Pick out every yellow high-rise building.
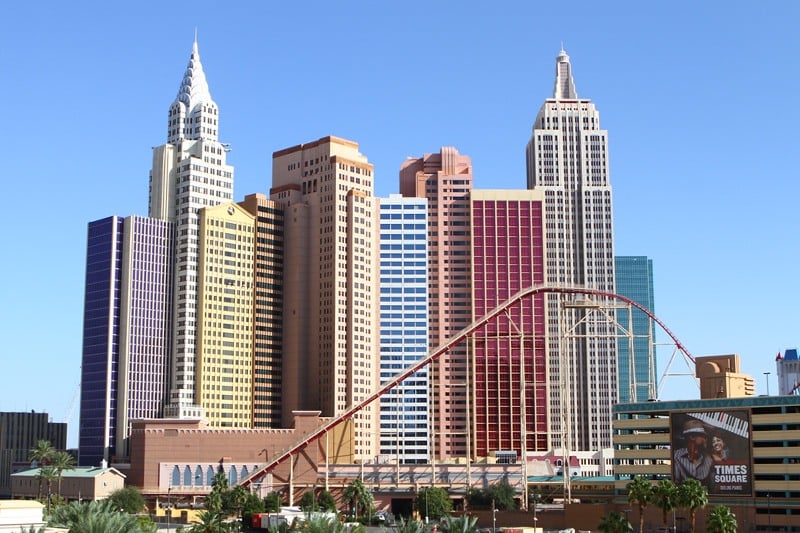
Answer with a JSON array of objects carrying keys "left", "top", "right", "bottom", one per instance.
[{"left": 196, "top": 203, "right": 255, "bottom": 428}]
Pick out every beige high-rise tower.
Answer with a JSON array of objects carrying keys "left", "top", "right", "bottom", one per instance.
[{"left": 271, "top": 136, "right": 380, "bottom": 460}]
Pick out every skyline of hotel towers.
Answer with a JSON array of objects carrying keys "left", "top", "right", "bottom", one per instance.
[{"left": 79, "top": 39, "right": 649, "bottom": 467}]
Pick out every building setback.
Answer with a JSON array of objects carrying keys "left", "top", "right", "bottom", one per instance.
[
  {"left": 378, "top": 194, "right": 429, "bottom": 463},
  {"left": 400, "top": 147, "right": 474, "bottom": 460},
  {"left": 470, "top": 189, "right": 547, "bottom": 458},
  {"left": 614, "top": 256, "right": 656, "bottom": 403},
  {"left": 271, "top": 136, "right": 380, "bottom": 460},
  {"left": 525, "top": 49, "right": 617, "bottom": 451}
]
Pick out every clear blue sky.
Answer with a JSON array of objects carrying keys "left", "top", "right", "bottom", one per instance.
[{"left": 2, "top": 2, "right": 798, "bottom": 448}]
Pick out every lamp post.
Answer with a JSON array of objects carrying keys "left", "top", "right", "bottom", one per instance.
[
  {"left": 492, "top": 499, "right": 497, "bottom": 533},
  {"left": 425, "top": 489, "right": 429, "bottom": 524},
  {"left": 532, "top": 492, "right": 540, "bottom": 531},
  {"left": 166, "top": 485, "right": 171, "bottom": 533},
  {"left": 767, "top": 492, "right": 771, "bottom": 530}
]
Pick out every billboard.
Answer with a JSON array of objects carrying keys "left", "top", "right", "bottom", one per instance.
[{"left": 670, "top": 409, "right": 752, "bottom": 496}]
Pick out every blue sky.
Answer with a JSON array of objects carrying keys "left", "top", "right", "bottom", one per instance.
[{"left": 2, "top": 2, "right": 798, "bottom": 448}]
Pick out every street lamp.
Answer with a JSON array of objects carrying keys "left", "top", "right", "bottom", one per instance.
[
  {"left": 425, "top": 489, "right": 429, "bottom": 524},
  {"left": 492, "top": 499, "right": 497, "bottom": 533},
  {"left": 166, "top": 485, "right": 171, "bottom": 533},
  {"left": 532, "top": 492, "right": 540, "bottom": 530},
  {"left": 767, "top": 492, "right": 771, "bottom": 529}
]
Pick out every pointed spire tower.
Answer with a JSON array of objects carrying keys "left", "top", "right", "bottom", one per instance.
[
  {"left": 149, "top": 38, "right": 235, "bottom": 421},
  {"left": 167, "top": 37, "right": 218, "bottom": 145},
  {"left": 525, "top": 49, "right": 617, "bottom": 453},
  {"left": 553, "top": 47, "right": 578, "bottom": 100}
]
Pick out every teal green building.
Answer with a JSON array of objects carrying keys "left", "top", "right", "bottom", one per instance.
[{"left": 614, "top": 256, "right": 655, "bottom": 403}]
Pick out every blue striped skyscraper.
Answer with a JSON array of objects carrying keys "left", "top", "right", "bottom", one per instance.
[
  {"left": 615, "top": 256, "right": 656, "bottom": 403},
  {"left": 79, "top": 216, "right": 125, "bottom": 466},
  {"left": 378, "top": 194, "right": 429, "bottom": 463},
  {"left": 79, "top": 216, "right": 173, "bottom": 466}
]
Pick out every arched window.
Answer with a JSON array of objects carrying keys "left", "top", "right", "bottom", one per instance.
[
  {"left": 228, "top": 466, "right": 238, "bottom": 485},
  {"left": 240, "top": 465, "right": 249, "bottom": 479},
  {"left": 206, "top": 466, "right": 215, "bottom": 486},
  {"left": 171, "top": 466, "right": 180, "bottom": 487},
  {"left": 183, "top": 466, "right": 192, "bottom": 486},
  {"left": 195, "top": 466, "right": 204, "bottom": 486}
]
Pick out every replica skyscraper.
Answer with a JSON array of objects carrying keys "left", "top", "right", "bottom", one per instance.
[
  {"left": 526, "top": 49, "right": 617, "bottom": 451},
  {"left": 149, "top": 39, "right": 234, "bottom": 419}
]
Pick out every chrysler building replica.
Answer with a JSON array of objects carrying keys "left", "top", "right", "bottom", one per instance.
[
  {"left": 150, "top": 39, "right": 235, "bottom": 419},
  {"left": 526, "top": 49, "right": 617, "bottom": 452}
]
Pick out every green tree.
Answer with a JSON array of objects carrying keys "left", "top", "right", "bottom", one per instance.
[
  {"left": 706, "top": 505, "right": 737, "bottom": 533},
  {"left": 48, "top": 499, "right": 156, "bottom": 532},
  {"left": 37, "top": 466, "right": 58, "bottom": 512},
  {"left": 466, "top": 480, "right": 517, "bottom": 510},
  {"left": 597, "top": 511, "right": 633, "bottom": 533},
  {"left": 225, "top": 484, "right": 249, "bottom": 517},
  {"left": 485, "top": 479, "right": 518, "bottom": 511},
  {"left": 652, "top": 479, "right": 677, "bottom": 528},
  {"left": 299, "top": 490, "right": 318, "bottom": 512},
  {"left": 676, "top": 479, "right": 708, "bottom": 533},
  {"left": 343, "top": 478, "right": 373, "bottom": 518},
  {"left": 241, "top": 491, "right": 266, "bottom": 518},
  {"left": 415, "top": 486, "right": 451, "bottom": 521},
  {"left": 109, "top": 486, "right": 146, "bottom": 514},
  {"left": 263, "top": 491, "right": 282, "bottom": 513},
  {"left": 626, "top": 476, "right": 653, "bottom": 533},
  {"left": 205, "top": 470, "right": 230, "bottom": 514},
  {"left": 29, "top": 440, "right": 55, "bottom": 466},
  {"left": 187, "top": 510, "right": 230, "bottom": 533},
  {"left": 49, "top": 450, "right": 76, "bottom": 499},
  {"left": 318, "top": 490, "right": 336, "bottom": 512},
  {"left": 29, "top": 440, "right": 55, "bottom": 499}
]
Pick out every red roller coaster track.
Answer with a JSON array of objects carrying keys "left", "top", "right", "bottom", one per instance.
[{"left": 240, "top": 284, "right": 692, "bottom": 487}]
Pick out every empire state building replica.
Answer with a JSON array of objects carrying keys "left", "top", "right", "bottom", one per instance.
[{"left": 526, "top": 49, "right": 617, "bottom": 452}]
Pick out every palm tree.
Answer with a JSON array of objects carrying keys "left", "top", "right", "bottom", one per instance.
[
  {"left": 29, "top": 440, "right": 55, "bottom": 467},
  {"left": 626, "top": 476, "right": 653, "bottom": 532},
  {"left": 597, "top": 511, "right": 633, "bottom": 533},
  {"left": 343, "top": 478, "right": 372, "bottom": 519},
  {"left": 676, "top": 479, "right": 708, "bottom": 533},
  {"left": 706, "top": 505, "right": 737, "bottom": 533},
  {"left": 652, "top": 479, "right": 677, "bottom": 529},
  {"left": 187, "top": 510, "right": 230, "bottom": 533},
  {"left": 49, "top": 450, "right": 76, "bottom": 499},
  {"left": 37, "top": 466, "right": 58, "bottom": 512}
]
